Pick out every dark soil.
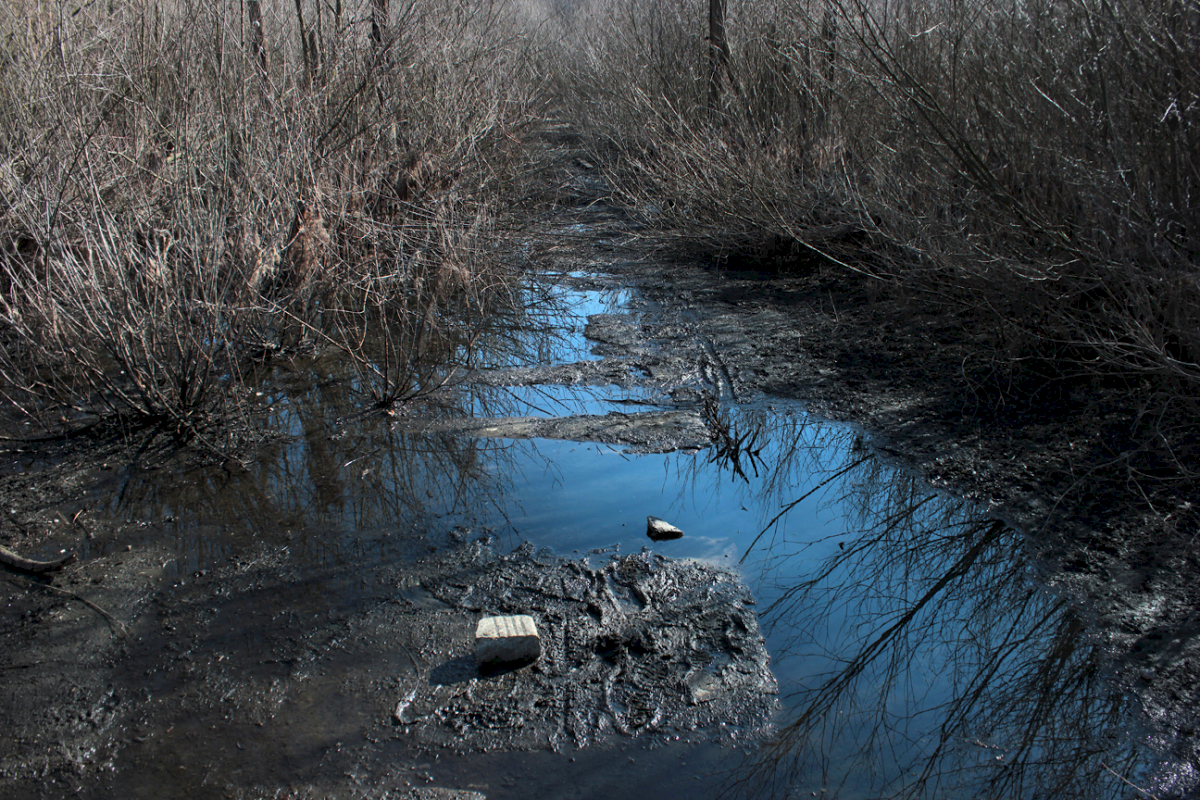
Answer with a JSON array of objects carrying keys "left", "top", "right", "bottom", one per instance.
[
  {"left": 2, "top": 161, "right": 1199, "bottom": 798},
  {"left": 400, "top": 541, "right": 775, "bottom": 752},
  {"left": 529, "top": 194, "right": 1200, "bottom": 790}
]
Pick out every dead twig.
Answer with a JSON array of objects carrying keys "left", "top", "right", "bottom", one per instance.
[{"left": 5, "top": 574, "right": 130, "bottom": 641}]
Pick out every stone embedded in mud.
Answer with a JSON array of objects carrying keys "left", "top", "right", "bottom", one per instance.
[
  {"left": 475, "top": 614, "right": 541, "bottom": 668},
  {"left": 404, "top": 789, "right": 487, "bottom": 800},
  {"left": 646, "top": 516, "right": 684, "bottom": 540},
  {"left": 685, "top": 668, "right": 721, "bottom": 704}
]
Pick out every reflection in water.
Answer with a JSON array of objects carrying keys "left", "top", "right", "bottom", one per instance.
[
  {"left": 54, "top": 277, "right": 1178, "bottom": 800},
  {"left": 711, "top": 406, "right": 1153, "bottom": 800},
  {"left": 84, "top": 276, "right": 607, "bottom": 574}
]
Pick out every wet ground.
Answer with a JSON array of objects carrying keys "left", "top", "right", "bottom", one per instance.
[{"left": 2, "top": 189, "right": 1199, "bottom": 799}]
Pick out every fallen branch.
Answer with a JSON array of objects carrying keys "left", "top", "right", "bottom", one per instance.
[
  {"left": 5, "top": 574, "right": 130, "bottom": 641},
  {"left": 0, "top": 543, "right": 77, "bottom": 574}
]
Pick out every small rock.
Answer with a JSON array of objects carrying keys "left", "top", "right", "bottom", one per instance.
[
  {"left": 475, "top": 615, "right": 541, "bottom": 668},
  {"left": 646, "top": 516, "right": 684, "bottom": 541},
  {"left": 685, "top": 668, "right": 719, "bottom": 704},
  {"left": 405, "top": 790, "right": 487, "bottom": 800}
]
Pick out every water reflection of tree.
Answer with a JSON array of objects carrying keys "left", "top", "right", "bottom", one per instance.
[
  {"left": 103, "top": 415, "right": 524, "bottom": 574},
  {"left": 97, "top": 276, "right": 586, "bottom": 572},
  {"left": 687, "top": 404, "right": 864, "bottom": 522},
  {"left": 704, "top": 408, "right": 1150, "bottom": 800}
]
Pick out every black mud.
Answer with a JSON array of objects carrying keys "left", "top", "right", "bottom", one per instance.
[
  {"left": 396, "top": 541, "right": 775, "bottom": 752},
  {"left": 2, "top": 168, "right": 1199, "bottom": 799},
  {"left": 0, "top": 503, "right": 772, "bottom": 799}
]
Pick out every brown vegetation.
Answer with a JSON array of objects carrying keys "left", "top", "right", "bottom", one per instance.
[
  {"left": 1, "top": 0, "right": 1193, "bottom": 489},
  {"left": 0, "top": 0, "right": 543, "bottom": 448},
  {"left": 552, "top": 0, "right": 1200, "bottom": 478}
]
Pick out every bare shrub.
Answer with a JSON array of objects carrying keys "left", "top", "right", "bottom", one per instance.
[
  {"left": 550, "top": 1, "right": 876, "bottom": 269},
  {"left": 554, "top": 0, "right": 1200, "bottom": 456},
  {"left": 0, "top": 0, "right": 543, "bottom": 446},
  {"left": 322, "top": 194, "right": 523, "bottom": 408}
]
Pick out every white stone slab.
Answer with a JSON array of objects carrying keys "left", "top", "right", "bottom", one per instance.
[{"left": 475, "top": 614, "right": 541, "bottom": 668}]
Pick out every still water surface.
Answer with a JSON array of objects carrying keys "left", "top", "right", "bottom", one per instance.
[{"left": 70, "top": 277, "right": 1161, "bottom": 799}]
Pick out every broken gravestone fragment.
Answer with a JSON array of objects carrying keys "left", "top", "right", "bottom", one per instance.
[
  {"left": 646, "top": 516, "right": 684, "bottom": 541},
  {"left": 475, "top": 614, "right": 541, "bottom": 668}
]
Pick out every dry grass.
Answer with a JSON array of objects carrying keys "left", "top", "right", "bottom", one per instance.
[
  {"left": 553, "top": 0, "right": 1200, "bottom": 464},
  {"left": 4, "top": 0, "right": 1196, "bottom": 464},
  {"left": 0, "top": 0, "right": 545, "bottom": 447}
]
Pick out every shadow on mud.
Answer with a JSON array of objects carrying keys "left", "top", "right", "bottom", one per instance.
[{"left": 430, "top": 656, "right": 482, "bottom": 686}]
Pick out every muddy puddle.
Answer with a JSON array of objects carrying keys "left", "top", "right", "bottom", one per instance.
[{"left": 0, "top": 271, "right": 1190, "bottom": 800}]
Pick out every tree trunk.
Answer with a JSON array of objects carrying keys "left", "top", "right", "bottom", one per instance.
[
  {"left": 707, "top": 0, "right": 731, "bottom": 108},
  {"left": 294, "top": 0, "right": 315, "bottom": 88},
  {"left": 247, "top": 0, "right": 269, "bottom": 78}
]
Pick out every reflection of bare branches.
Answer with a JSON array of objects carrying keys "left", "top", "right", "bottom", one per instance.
[
  {"left": 772, "top": 519, "right": 1003, "bottom": 700},
  {"left": 681, "top": 404, "right": 865, "bottom": 531},
  {"left": 94, "top": 271, "right": 584, "bottom": 571},
  {"left": 700, "top": 411, "right": 1149, "bottom": 800},
  {"left": 703, "top": 393, "right": 766, "bottom": 483},
  {"left": 739, "top": 453, "right": 871, "bottom": 565}
]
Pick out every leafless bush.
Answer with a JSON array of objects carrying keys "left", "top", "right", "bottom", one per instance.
[
  {"left": 556, "top": 0, "right": 1200, "bottom": 423},
  {"left": 550, "top": 1, "right": 874, "bottom": 263},
  {"left": 322, "top": 196, "right": 524, "bottom": 407},
  {"left": 0, "top": 0, "right": 542, "bottom": 446}
]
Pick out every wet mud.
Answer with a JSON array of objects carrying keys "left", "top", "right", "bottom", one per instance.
[
  {"left": 0, "top": 492, "right": 772, "bottom": 799},
  {"left": 521, "top": 199, "right": 1200, "bottom": 793},
  {"left": 396, "top": 541, "right": 775, "bottom": 752},
  {"left": 2, "top": 167, "right": 1199, "bottom": 799},
  {"left": 394, "top": 410, "right": 709, "bottom": 454}
]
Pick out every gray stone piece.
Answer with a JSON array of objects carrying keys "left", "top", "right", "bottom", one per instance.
[
  {"left": 475, "top": 614, "right": 541, "bottom": 668},
  {"left": 646, "top": 515, "right": 684, "bottom": 540},
  {"left": 685, "top": 668, "right": 720, "bottom": 704},
  {"left": 404, "top": 789, "right": 487, "bottom": 800}
]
